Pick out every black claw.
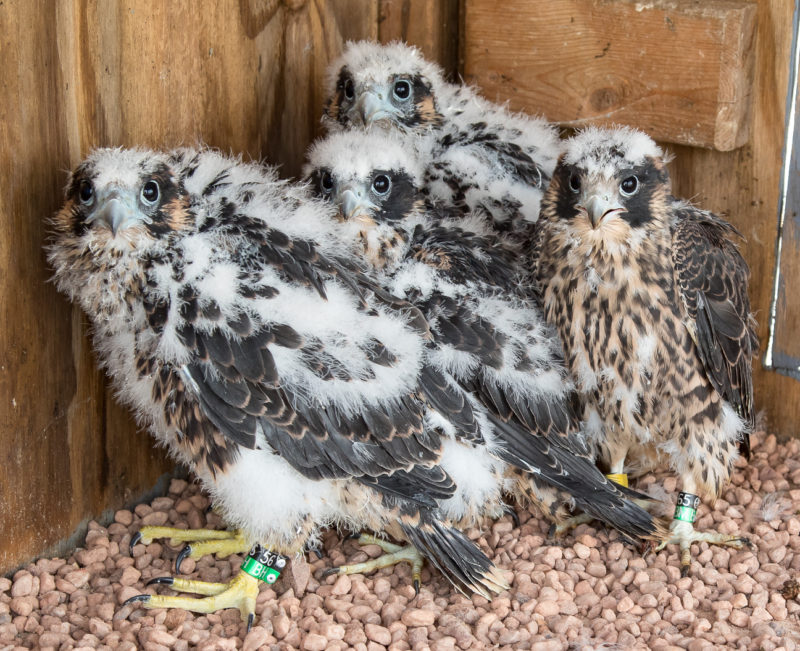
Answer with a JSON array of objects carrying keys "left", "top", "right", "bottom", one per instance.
[
  {"left": 308, "top": 546, "right": 324, "bottom": 560},
  {"left": 413, "top": 579, "right": 420, "bottom": 596},
  {"left": 247, "top": 613, "right": 255, "bottom": 633},
  {"left": 122, "top": 594, "right": 151, "bottom": 607},
  {"left": 320, "top": 567, "right": 341, "bottom": 579},
  {"left": 740, "top": 537, "right": 753, "bottom": 549},
  {"left": 509, "top": 510, "right": 520, "bottom": 529},
  {"left": 346, "top": 532, "right": 361, "bottom": 541},
  {"left": 680, "top": 564, "right": 690, "bottom": 579},
  {"left": 129, "top": 531, "right": 142, "bottom": 556},
  {"left": 146, "top": 576, "right": 175, "bottom": 587},
  {"left": 546, "top": 523, "right": 557, "bottom": 540},
  {"left": 175, "top": 545, "right": 192, "bottom": 573}
]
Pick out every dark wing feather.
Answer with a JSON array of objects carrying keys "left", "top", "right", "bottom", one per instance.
[
  {"left": 429, "top": 122, "right": 548, "bottom": 232},
  {"left": 400, "top": 517, "right": 505, "bottom": 597},
  {"left": 181, "top": 317, "right": 449, "bottom": 505},
  {"left": 671, "top": 204, "right": 757, "bottom": 455},
  {"left": 420, "top": 288, "right": 586, "bottom": 458},
  {"left": 408, "top": 218, "right": 521, "bottom": 292},
  {"left": 418, "top": 364, "right": 482, "bottom": 444},
  {"left": 424, "top": 294, "right": 505, "bottom": 368},
  {"left": 489, "top": 415, "right": 659, "bottom": 541},
  {"left": 164, "top": 206, "right": 450, "bottom": 504}
]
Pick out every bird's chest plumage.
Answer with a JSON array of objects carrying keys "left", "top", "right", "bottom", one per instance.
[{"left": 542, "top": 224, "right": 698, "bottom": 449}]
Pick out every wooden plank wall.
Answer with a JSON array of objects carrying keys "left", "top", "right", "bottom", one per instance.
[
  {"left": 462, "top": 0, "right": 758, "bottom": 151},
  {"left": 379, "top": 0, "right": 459, "bottom": 77},
  {"left": 0, "top": 0, "right": 386, "bottom": 575},
  {"left": 667, "top": 0, "right": 797, "bottom": 436}
]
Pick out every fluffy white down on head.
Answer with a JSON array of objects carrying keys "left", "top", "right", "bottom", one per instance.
[
  {"left": 563, "top": 125, "right": 664, "bottom": 177},
  {"left": 326, "top": 40, "right": 447, "bottom": 98},
  {"left": 304, "top": 130, "right": 427, "bottom": 188},
  {"left": 74, "top": 147, "right": 170, "bottom": 194},
  {"left": 173, "top": 148, "right": 356, "bottom": 260}
]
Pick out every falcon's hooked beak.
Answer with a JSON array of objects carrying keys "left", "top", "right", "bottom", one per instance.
[
  {"left": 577, "top": 184, "right": 626, "bottom": 228},
  {"left": 86, "top": 188, "right": 141, "bottom": 236},
  {"left": 337, "top": 186, "right": 375, "bottom": 223},
  {"left": 356, "top": 90, "right": 394, "bottom": 125}
]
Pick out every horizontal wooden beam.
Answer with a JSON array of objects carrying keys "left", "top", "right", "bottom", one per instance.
[{"left": 462, "top": 0, "right": 757, "bottom": 151}]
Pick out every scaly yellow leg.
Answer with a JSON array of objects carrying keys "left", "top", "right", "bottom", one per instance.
[
  {"left": 323, "top": 533, "right": 425, "bottom": 593},
  {"left": 124, "top": 571, "right": 260, "bottom": 629},
  {"left": 655, "top": 519, "right": 751, "bottom": 577},
  {"left": 130, "top": 527, "right": 250, "bottom": 572}
]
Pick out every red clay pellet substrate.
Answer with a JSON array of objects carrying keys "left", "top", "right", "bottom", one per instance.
[{"left": 2, "top": 430, "right": 800, "bottom": 650}]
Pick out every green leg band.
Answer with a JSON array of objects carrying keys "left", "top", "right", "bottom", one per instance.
[
  {"left": 240, "top": 544, "right": 287, "bottom": 584},
  {"left": 673, "top": 505, "right": 697, "bottom": 523},
  {"left": 673, "top": 491, "right": 700, "bottom": 524}
]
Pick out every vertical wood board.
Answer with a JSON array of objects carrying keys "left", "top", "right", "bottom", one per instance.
[
  {"left": 665, "top": 0, "right": 798, "bottom": 435},
  {"left": 378, "top": 0, "right": 459, "bottom": 78}
]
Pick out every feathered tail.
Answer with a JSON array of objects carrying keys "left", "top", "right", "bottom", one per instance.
[{"left": 490, "top": 415, "right": 665, "bottom": 542}]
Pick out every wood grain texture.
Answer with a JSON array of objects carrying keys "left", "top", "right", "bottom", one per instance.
[
  {"left": 462, "top": 0, "right": 757, "bottom": 151},
  {"left": 378, "top": 0, "right": 459, "bottom": 77},
  {"left": 665, "top": 0, "right": 797, "bottom": 435},
  {"left": 0, "top": 0, "right": 377, "bottom": 574},
  {"left": 0, "top": 0, "right": 123, "bottom": 576}
]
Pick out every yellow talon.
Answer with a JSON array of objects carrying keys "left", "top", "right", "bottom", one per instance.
[
  {"left": 130, "top": 527, "right": 251, "bottom": 569},
  {"left": 323, "top": 533, "right": 425, "bottom": 591},
  {"left": 657, "top": 519, "right": 752, "bottom": 577},
  {"left": 124, "top": 571, "right": 261, "bottom": 626}
]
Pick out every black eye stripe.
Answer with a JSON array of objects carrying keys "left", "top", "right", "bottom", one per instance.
[
  {"left": 335, "top": 67, "right": 355, "bottom": 104},
  {"left": 375, "top": 170, "right": 416, "bottom": 222}
]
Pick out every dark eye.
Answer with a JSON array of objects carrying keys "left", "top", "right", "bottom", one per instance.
[
  {"left": 569, "top": 173, "right": 581, "bottom": 193},
  {"left": 141, "top": 180, "right": 160, "bottom": 205},
  {"left": 372, "top": 174, "right": 391, "bottom": 196},
  {"left": 78, "top": 180, "right": 94, "bottom": 204},
  {"left": 620, "top": 175, "right": 639, "bottom": 196},
  {"left": 344, "top": 78, "right": 355, "bottom": 101},
  {"left": 320, "top": 171, "right": 334, "bottom": 194},
  {"left": 393, "top": 79, "right": 411, "bottom": 101}
]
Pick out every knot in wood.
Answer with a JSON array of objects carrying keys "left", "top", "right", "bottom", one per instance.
[{"left": 590, "top": 87, "right": 620, "bottom": 112}]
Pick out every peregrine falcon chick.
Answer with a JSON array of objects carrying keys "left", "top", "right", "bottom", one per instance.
[
  {"left": 323, "top": 40, "right": 561, "bottom": 245},
  {"left": 536, "top": 126, "right": 757, "bottom": 575},
  {"left": 303, "top": 130, "right": 663, "bottom": 550},
  {"left": 47, "top": 147, "right": 511, "bottom": 623}
]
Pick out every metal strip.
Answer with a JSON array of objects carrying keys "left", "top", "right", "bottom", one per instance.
[{"left": 764, "top": 0, "right": 800, "bottom": 378}]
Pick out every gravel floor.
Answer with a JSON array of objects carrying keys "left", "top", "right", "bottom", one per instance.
[{"left": 2, "top": 429, "right": 800, "bottom": 650}]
